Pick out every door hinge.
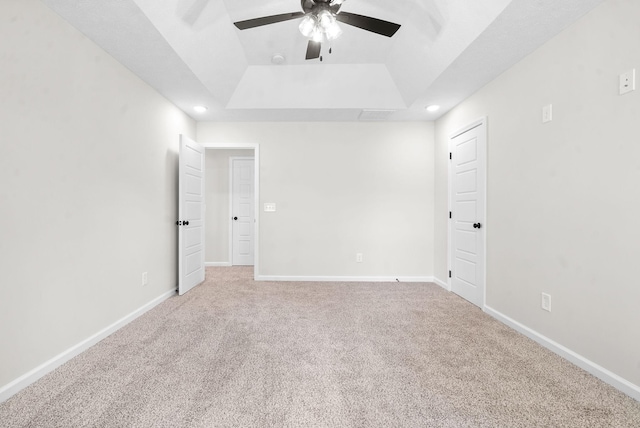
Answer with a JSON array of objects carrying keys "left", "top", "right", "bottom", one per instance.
[
  {"left": 449, "top": 211, "right": 452, "bottom": 219},
  {"left": 449, "top": 152, "right": 452, "bottom": 160},
  {"left": 449, "top": 270, "right": 452, "bottom": 278}
]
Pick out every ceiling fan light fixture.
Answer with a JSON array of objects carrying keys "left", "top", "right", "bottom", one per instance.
[
  {"left": 324, "top": 21, "right": 343, "bottom": 40},
  {"left": 317, "top": 9, "right": 335, "bottom": 31},
  {"left": 311, "top": 26, "right": 324, "bottom": 42},
  {"left": 299, "top": 14, "right": 317, "bottom": 37},
  {"left": 331, "top": 0, "right": 346, "bottom": 5},
  {"left": 301, "top": 9, "right": 341, "bottom": 42}
]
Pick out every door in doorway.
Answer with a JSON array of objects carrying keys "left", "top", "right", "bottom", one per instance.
[
  {"left": 449, "top": 119, "right": 486, "bottom": 308},
  {"left": 231, "top": 158, "right": 255, "bottom": 265},
  {"left": 178, "top": 135, "right": 205, "bottom": 295}
]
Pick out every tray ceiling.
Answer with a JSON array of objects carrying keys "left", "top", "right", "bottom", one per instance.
[{"left": 41, "top": 0, "right": 604, "bottom": 121}]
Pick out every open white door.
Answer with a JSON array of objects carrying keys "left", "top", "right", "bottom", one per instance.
[
  {"left": 178, "top": 135, "right": 205, "bottom": 295},
  {"left": 449, "top": 119, "right": 486, "bottom": 308}
]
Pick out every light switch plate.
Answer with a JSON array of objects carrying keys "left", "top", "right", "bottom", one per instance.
[
  {"left": 541, "top": 292, "right": 551, "bottom": 312},
  {"left": 264, "top": 203, "right": 276, "bottom": 212},
  {"left": 620, "top": 69, "right": 636, "bottom": 95}
]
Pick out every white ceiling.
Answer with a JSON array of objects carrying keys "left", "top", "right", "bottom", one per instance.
[{"left": 41, "top": 0, "right": 604, "bottom": 122}]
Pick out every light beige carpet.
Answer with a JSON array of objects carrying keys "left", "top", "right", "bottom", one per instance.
[{"left": 1, "top": 267, "right": 639, "bottom": 427}]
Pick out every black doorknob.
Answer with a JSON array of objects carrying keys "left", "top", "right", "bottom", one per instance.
[
  {"left": 176, "top": 220, "right": 182, "bottom": 226},
  {"left": 184, "top": 220, "right": 189, "bottom": 226},
  {"left": 473, "top": 223, "right": 482, "bottom": 229},
  {"left": 233, "top": 216, "right": 238, "bottom": 221}
]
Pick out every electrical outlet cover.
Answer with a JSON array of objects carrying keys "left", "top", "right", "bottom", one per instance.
[{"left": 620, "top": 69, "right": 636, "bottom": 95}]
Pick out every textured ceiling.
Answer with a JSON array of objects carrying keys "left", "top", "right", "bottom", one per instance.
[{"left": 40, "top": 0, "right": 604, "bottom": 121}]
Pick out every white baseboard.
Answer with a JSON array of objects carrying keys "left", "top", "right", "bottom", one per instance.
[
  {"left": 484, "top": 305, "right": 640, "bottom": 402},
  {"left": 433, "top": 277, "right": 450, "bottom": 291},
  {"left": 0, "top": 288, "right": 176, "bottom": 403},
  {"left": 205, "top": 262, "right": 232, "bottom": 267},
  {"left": 255, "top": 275, "right": 434, "bottom": 283}
]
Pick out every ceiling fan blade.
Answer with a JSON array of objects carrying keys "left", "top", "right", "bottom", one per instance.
[
  {"left": 305, "top": 40, "right": 321, "bottom": 60},
  {"left": 234, "top": 12, "right": 305, "bottom": 30},
  {"left": 335, "top": 12, "right": 400, "bottom": 37}
]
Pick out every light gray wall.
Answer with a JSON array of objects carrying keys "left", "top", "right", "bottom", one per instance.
[
  {"left": 435, "top": 0, "right": 640, "bottom": 387},
  {"left": 0, "top": 0, "right": 195, "bottom": 389},
  {"left": 198, "top": 122, "right": 435, "bottom": 278},
  {"left": 205, "top": 149, "right": 253, "bottom": 263}
]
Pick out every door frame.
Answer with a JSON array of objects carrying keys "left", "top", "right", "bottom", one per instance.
[
  {"left": 203, "top": 143, "right": 260, "bottom": 280},
  {"left": 229, "top": 156, "right": 256, "bottom": 266},
  {"left": 447, "top": 117, "right": 487, "bottom": 308}
]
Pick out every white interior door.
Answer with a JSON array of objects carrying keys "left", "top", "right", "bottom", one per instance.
[
  {"left": 178, "top": 135, "right": 205, "bottom": 295},
  {"left": 449, "top": 119, "right": 486, "bottom": 308},
  {"left": 231, "top": 158, "right": 255, "bottom": 266}
]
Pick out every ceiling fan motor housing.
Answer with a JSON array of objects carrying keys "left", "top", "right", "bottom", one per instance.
[{"left": 302, "top": 0, "right": 342, "bottom": 15}]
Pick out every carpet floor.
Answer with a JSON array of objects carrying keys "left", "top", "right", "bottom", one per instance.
[{"left": 1, "top": 267, "right": 639, "bottom": 427}]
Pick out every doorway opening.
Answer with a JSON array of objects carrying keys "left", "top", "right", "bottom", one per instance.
[{"left": 203, "top": 144, "right": 259, "bottom": 278}]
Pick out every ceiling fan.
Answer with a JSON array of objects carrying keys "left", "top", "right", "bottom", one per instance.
[{"left": 233, "top": 0, "right": 401, "bottom": 61}]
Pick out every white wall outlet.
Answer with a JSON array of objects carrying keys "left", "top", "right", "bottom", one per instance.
[
  {"left": 541, "top": 292, "right": 551, "bottom": 312},
  {"left": 620, "top": 69, "right": 636, "bottom": 95},
  {"left": 142, "top": 272, "right": 148, "bottom": 286},
  {"left": 356, "top": 253, "right": 363, "bottom": 263},
  {"left": 264, "top": 203, "right": 276, "bottom": 212},
  {"left": 542, "top": 104, "right": 553, "bottom": 123}
]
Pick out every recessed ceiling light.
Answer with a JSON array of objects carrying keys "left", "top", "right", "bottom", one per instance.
[
  {"left": 193, "top": 106, "right": 208, "bottom": 113},
  {"left": 426, "top": 105, "right": 440, "bottom": 112}
]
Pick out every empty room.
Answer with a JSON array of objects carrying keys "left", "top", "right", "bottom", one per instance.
[{"left": 1, "top": 0, "right": 639, "bottom": 426}]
